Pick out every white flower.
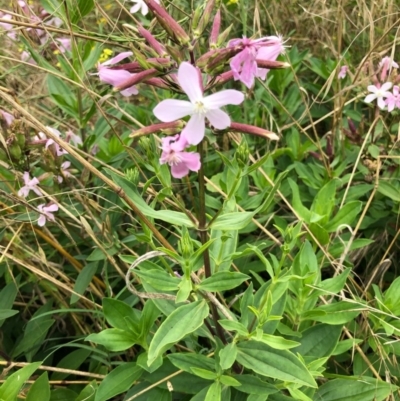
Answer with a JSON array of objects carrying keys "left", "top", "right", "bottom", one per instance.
[
  {"left": 364, "top": 82, "right": 393, "bottom": 109},
  {"left": 129, "top": 0, "right": 159, "bottom": 16}
]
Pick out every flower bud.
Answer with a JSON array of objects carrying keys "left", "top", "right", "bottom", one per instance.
[
  {"left": 8, "top": 141, "right": 22, "bottom": 160},
  {"left": 114, "top": 68, "right": 159, "bottom": 92},
  {"left": 130, "top": 121, "right": 184, "bottom": 138},
  {"left": 138, "top": 25, "right": 167, "bottom": 57},
  {"left": 235, "top": 138, "right": 249, "bottom": 166},
  {"left": 255, "top": 60, "right": 290, "bottom": 70},
  {"left": 178, "top": 227, "right": 194, "bottom": 260},
  {"left": 209, "top": 9, "right": 221, "bottom": 48},
  {"left": 126, "top": 168, "right": 140, "bottom": 185},
  {"left": 144, "top": 0, "right": 190, "bottom": 45},
  {"left": 196, "top": 0, "right": 217, "bottom": 38},
  {"left": 229, "top": 122, "right": 279, "bottom": 140},
  {"left": 165, "top": 45, "right": 184, "bottom": 64},
  {"left": 217, "top": 23, "right": 233, "bottom": 47}
]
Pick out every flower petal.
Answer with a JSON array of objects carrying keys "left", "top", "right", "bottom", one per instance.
[
  {"left": 179, "top": 152, "right": 201, "bottom": 171},
  {"left": 206, "top": 109, "right": 231, "bottom": 130},
  {"left": 140, "top": 2, "right": 149, "bottom": 15},
  {"left": 101, "top": 51, "right": 133, "bottom": 66},
  {"left": 99, "top": 69, "right": 132, "bottom": 87},
  {"left": 130, "top": 3, "right": 141, "bottom": 14},
  {"left": 367, "top": 85, "right": 378, "bottom": 93},
  {"left": 204, "top": 90, "right": 244, "bottom": 108},
  {"left": 181, "top": 114, "right": 206, "bottom": 145},
  {"left": 153, "top": 99, "right": 193, "bottom": 122},
  {"left": 45, "top": 204, "right": 59, "bottom": 212},
  {"left": 38, "top": 215, "right": 46, "bottom": 227},
  {"left": 381, "top": 82, "right": 393, "bottom": 91},
  {"left": 171, "top": 163, "right": 189, "bottom": 179},
  {"left": 364, "top": 94, "right": 377, "bottom": 103},
  {"left": 121, "top": 86, "right": 139, "bottom": 96},
  {"left": 177, "top": 62, "right": 203, "bottom": 103}
]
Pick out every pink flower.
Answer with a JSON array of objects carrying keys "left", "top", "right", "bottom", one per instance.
[
  {"left": 385, "top": 85, "right": 400, "bottom": 112},
  {"left": 0, "top": 109, "right": 14, "bottom": 126},
  {"left": 57, "top": 161, "right": 72, "bottom": 183},
  {"left": 153, "top": 62, "right": 244, "bottom": 145},
  {"left": 43, "top": 127, "right": 68, "bottom": 157},
  {"left": 338, "top": 65, "right": 348, "bottom": 79},
  {"left": 160, "top": 135, "right": 201, "bottom": 178},
  {"left": 255, "top": 35, "right": 286, "bottom": 81},
  {"left": 21, "top": 50, "right": 37, "bottom": 65},
  {"left": 0, "top": 13, "right": 17, "bottom": 40},
  {"left": 379, "top": 56, "right": 399, "bottom": 70},
  {"left": 18, "top": 172, "right": 42, "bottom": 198},
  {"left": 364, "top": 82, "right": 393, "bottom": 109},
  {"left": 55, "top": 37, "right": 72, "bottom": 53},
  {"left": 228, "top": 35, "right": 285, "bottom": 87},
  {"left": 129, "top": 0, "right": 159, "bottom": 15},
  {"left": 37, "top": 203, "right": 58, "bottom": 226},
  {"left": 66, "top": 130, "right": 82, "bottom": 146},
  {"left": 97, "top": 52, "right": 138, "bottom": 96}
]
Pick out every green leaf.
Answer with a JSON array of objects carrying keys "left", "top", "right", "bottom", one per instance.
[
  {"left": 148, "top": 301, "right": 209, "bottom": 364},
  {"left": 314, "top": 376, "right": 396, "bottom": 401},
  {"left": 95, "top": 363, "right": 143, "bottom": 401},
  {"left": 232, "top": 374, "right": 278, "bottom": 395},
  {"left": 377, "top": 181, "right": 400, "bottom": 202},
  {"left": 311, "top": 179, "right": 337, "bottom": 225},
  {"left": 47, "top": 75, "right": 79, "bottom": 119},
  {"left": 219, "top": 342, "right": 238, "bottom": 370},
  {"left": 52, "top": 349, "right": 91, "bottom": 380},
  {"left": 198, "top": 272, "right": 250, "bottom": 292},
  {"left": 210, "top": 212, "right": 254, "bottom": 230},
  {"left": 311, "top": 268, "right": 351, "bottom": 297},
  {"left": 205, "top": 382, "right": 221, "bottom": 401},
  {"left": 86, "top": 328, "right": 137, "bottom": 352},
  {"left": 70, "top": 263, "right": 98, "bottom": 304},
  {"left": 293, "top": 324, "right": 342, "bottom": 359},
  {"left": 191, "top": 368, "right": 218, "bottom": 380},
  {"left": 176, "top": 277, "right": 193, "bottom": 303},
  {"left": 76, "top": 381, "right": 98, "bottom": 401},
  {"left": 220, "top": 375, "right": 241, "bottom": 386},
  {"left": 324, "top": 201, "right": 363, "bottom": 232},
  {"left": 12, "top": 319, "right": 55, "bottom": 359},
  {"left": 70, "top": 0, "right": 94, "bottom": 23},
  {"left": 0, "top": 281, "right": 18, "bottom": 327},
  {"left": 287, "top": 179, "right": 312, "bottom": 222},
  {"left": 257, "top": 334, "right": 300, "bottom": 350},
  {"left": 0, "top": 362, "right": 42, "bottom": 401},
  {"left": 218, "top": 320, "right": 248, "bottom": 336},
  {"left": 0, "top": 309, "right": 18, "bottom": 320},
  {"left": 167, "top": 353, "right": 215, "bottom": 373},
  {"left": 236, "top": 340, "right": 317, "bottom": 387},
  {"left": 302, "top": 301, "right": 363, "bottom": 324},
  {"left": 103, "top": 298, "right": 140, "bottom": 333},
  {"left": 26, "top": 372, "right": 50, "bottom": 401},
  {"left": 134, "top": 269, "right": 180, "bottom": 292},
  {"left": 105, "top": 169, "right": 195, "bottom": 227}
]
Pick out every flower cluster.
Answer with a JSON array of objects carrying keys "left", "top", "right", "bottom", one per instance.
[
  {"left": 94, "top": 0, "right": 284, "bottom": 178},
  {"left": 364, "top": 56, "right": 400, "bottom": 111},
  {"left": 0, "top": 1, "right": 71, "bottom": 63}
]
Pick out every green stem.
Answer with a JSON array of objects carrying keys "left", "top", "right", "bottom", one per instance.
[{"left": 197, "top": 141, "right": 226, "bottom": 344}]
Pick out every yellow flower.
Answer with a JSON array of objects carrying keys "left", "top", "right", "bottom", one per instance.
[
  {"left": 98, "top": 48, "right": 113, "bottom": 63},
  {"left": 227, "top": 0, "right": 239, "bottom": 4}
]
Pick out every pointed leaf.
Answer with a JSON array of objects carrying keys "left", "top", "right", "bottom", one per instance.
[
  {"left": 236, "top": 340, "right": 317, "bottom": 387},
  {"left": 148, "top": 301, "right": 209, "bottom": 364}
]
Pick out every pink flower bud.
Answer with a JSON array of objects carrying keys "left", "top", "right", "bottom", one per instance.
[
  {"left": 138, "top": 25, "right": 166, "bottom": 56},
  {"left": 209, "top": 9, "right": 221, "bottom": 48},
  {"left": 144, "top": 0, "right": 190, "bottom": 45},
  {"left": 229, "top": 122, "right": 279, "bottom": 140}
]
